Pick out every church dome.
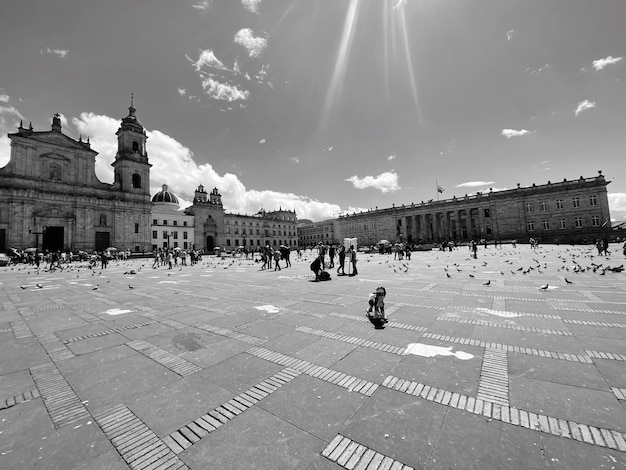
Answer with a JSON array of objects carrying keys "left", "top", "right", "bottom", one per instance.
[{"left": 152, "top": 184, "right": 179, "bottom": 206}]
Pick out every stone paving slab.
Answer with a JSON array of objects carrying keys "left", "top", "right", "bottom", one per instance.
[{"left": 1, "top": 246, "right": 626, "bottom": 468}]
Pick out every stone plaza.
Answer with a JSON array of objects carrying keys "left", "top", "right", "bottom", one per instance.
[{"left": 1, "top": 244, "right": 625, "bottom": 469}]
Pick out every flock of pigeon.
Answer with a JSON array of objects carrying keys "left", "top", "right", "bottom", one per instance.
[{"left": 7, "top": 245, "right": 624, "bottom": 293}]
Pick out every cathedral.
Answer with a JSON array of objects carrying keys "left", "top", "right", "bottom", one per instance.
[
  {"left": 0, "top": 103, "right": 299, "bottom": 254},
  {"left": 0, "top": 104, "right": 153, "bottom": 253}
]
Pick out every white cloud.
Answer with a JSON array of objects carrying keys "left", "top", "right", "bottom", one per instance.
[
  {"left": 575, "top": 99, "right": 595, "bottom": 116},
  {"left": 201, "top": 77, "right": 249, "bottom": 102},
  {"left": 506, "top": 29, "right": 515, "bottom": 41},
  {"left": 592, "top": 56, "right": 623, "bottom": 71},
  {"left": 387, "top": 154, "right": 396, "bottom": 161},
  {"left": 344, "top": 171, "right": 401, "bottom": 193},
  {"left": 187, "top": 49, "right": 229, "bottom": 72},
  {"left": 456, "top": 181, "right": 496, "bottom": 188},
  {"left": 40, "top": 47, "right": 68, "bottom": 58},
  {"left": 234, "top": 29, "right": 267, "bottom": 58},
  {"left": 0, "top": 104, "right": 25, "bottom": 167},
  {"left": 192, "top": 0, "right": 212, "bottom": 11},
  {"left": 0, "top": 93, "right": 9, "bottom": 103},
  {"left": 290, "top": 157, "right": 300, "bottom": 164},
  {"left": 501, "top": 128, "right": 530, "bottom": 138},
  {"left": 177, "top": 88, "right": 186, "bottom": 96},
  {"left": 608, "top": 193, "right": 626, "bottom": 212},
  {"left": 69, "top": 112, "right": 339, "bottom": 221},
  {"left": 242, "top": 0, "right": 262, "bottom": 13}
]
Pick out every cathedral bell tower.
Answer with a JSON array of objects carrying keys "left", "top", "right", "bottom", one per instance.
[{"left": 111, "top": 96, "right": 151, "bottom": 196}]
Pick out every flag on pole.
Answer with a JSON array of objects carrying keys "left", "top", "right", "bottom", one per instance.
[
  {"left": 601, "top": 219, "right": 608, "bottom": 227},
  {"left": 437, "top": 183, "right": 445, "bottom": 193}
]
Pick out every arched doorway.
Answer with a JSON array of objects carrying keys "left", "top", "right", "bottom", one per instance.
[
  {"left": 43, "top": 226, "right": 64, "bottom": 252},
  {"left": 206, "top": 236, "right": 215, "bottom": 251}
]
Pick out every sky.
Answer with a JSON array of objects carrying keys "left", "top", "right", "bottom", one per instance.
[{"left": 1, "top": 0, "right": 625, "bottom": 222}]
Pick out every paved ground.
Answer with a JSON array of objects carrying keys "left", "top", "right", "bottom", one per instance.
[{"left": 1, "top": 244, "right": 626, "bottom": 469}]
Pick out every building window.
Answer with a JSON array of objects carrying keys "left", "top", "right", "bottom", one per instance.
[
  {"left": 574, "top": 217, "right": 583, "bottom": 228},
  {"left": 183, "top": 231, "right": 188, "bottom": 240},
  {"left": 589, "top": 195, "right": 598, "bottom": 206},
  {"left": 540, "top": 202, "right": 548, "bottom": 212},
  {"left": 573, "top": 197, "right": 580, "bottom": 208},
  {"left": 486, "top": 226, "right": 492, "bottom": 234},
  {"left": 234, "top": 228, "right": 239, "bottom": 235},
  {"left": 525, "top": 203, "right": 533, "bottom": 213},
  {"left": 174, "top": 242, "right": 178, "bottom": 248},
  {"left": 526, "top": 221, "right": 535, "bottom": 231},
  {"left": 163, "top": 220, "right": 168, "bottom": 225},
  {"left": 183, "top": 221, "right": 187, "bottom": 226},
  {"left": 226, "top": 239, "right": 231, "bottom": 246},
  {"left": 173, "top": 221, "right": 178, "bottom": 226},
  {"left": 132, "top": 141, "right": 139, "bottom": 152},
  {"left": 173, "top": 232, "right": 178, "bottom": 240},
  {"left": 162, "top": 231, "right": 168, "bottom": 238},
  {"left": 559, "top": 218, "right": 566, "bottom": 229},
  {"left": 556, "top": 199, "right": 563, "bottom": 210},
  {"left": 152, "top": 219, "right": 158, "bottom": 225},
  {"left": 99, "top": 214, "right": 107, "bottom": 226},
  {"left": 542, "top": 220, "right": 550, "bottom": 230},
  {"left": 131, "top": 173, "right": 142, "bottom": 188},
  {"left": 135, "top": 223, "right": 139, "bottom": 234},
  {"left": 184, "top": 242, "right": 188, "bottom": 249},
  {"left": 591, "top": 216, "right": 600, "bottom": 227},
  {"left": 484, "top": 208, "right": 490, "bottom": 218},
  {"left": 49, "top": 162, "right": 62, "bottom": 181},
  {"left": 152, "top": 231, "right": 157, "bottom": 239}
]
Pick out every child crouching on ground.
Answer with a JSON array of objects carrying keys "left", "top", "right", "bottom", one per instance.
[{"left": 367, "top": 287, "right": 387, "bottom": 323}]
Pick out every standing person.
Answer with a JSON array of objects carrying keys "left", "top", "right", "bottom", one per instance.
[
  {"left": 318, "top": 242, "right": 326, "bottom": 269},
  {"left": 280, "top": 245, "right": 291, "bottom": 268},
  {"left": 348, "top": 245, "right": 358, "bottom": 276},
  {"left": 167, "top": 250, "right": 173, "bottom": 269},
  {"left": 101, "top": 251, "right": 108, "bottom": 269},
  {"left": 265, "top": 245, "right": 272, "bottom": 269},
  {"left": 471, "top": 240, "right": 478, "bottom": 259},
  {"left": 337, "top": 244, "right": 346, "bottom": 275},
  {"left": 328, "top": 245, "right": 335, "bottom": 268}
]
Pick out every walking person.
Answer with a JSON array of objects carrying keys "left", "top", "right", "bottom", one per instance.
[
  {"left": 273, "top": 249, "right": 282, "bottom": 271},
  {"left": 328, "top": 245, "right": 335, "bottom": 268}
]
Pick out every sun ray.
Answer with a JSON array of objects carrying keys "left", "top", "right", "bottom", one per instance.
[
  {"left": 319, "top": 0, "right": 361, "bottom": 131},
  {"left": 396, "top": 4, "right": 424, "bottom": 124}
]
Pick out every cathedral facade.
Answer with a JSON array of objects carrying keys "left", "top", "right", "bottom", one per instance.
[{"left": 0, "top": 105, "right": 153, "bottom": 253}]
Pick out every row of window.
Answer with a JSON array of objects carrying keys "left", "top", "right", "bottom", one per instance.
[
  {"left": 526, "top": 196, "right": 598, "bottom": 213},
  {"left": 225, "top": 228, "right": 294, "bottom": 236},
  {"left": 226, "top": 220, "right": 295, "bottom": 227},
  {"left": 153, "top": 219, "right": 188, "bottom": 226},
  {"left": 152, "top": 231, "right": 189, "bottom": 239},
  {"left": 526, "top": 216, "right": 603, "bottom": 231}
]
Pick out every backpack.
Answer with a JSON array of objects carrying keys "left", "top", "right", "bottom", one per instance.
[{"left": 319, "top": 271, "right": 331, "bottom": 281}]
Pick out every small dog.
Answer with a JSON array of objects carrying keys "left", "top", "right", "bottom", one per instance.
[{"left": 366, "top": 286, "right": 387, "bottom": 328}]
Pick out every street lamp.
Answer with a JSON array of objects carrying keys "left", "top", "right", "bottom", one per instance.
[{"left": 28, "top": 226, "right": 47, "bottom": 250}]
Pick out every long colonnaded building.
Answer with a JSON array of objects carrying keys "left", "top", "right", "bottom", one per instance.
[{"left": 299, "top": 173, "right": 612, "bottom": 246}]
